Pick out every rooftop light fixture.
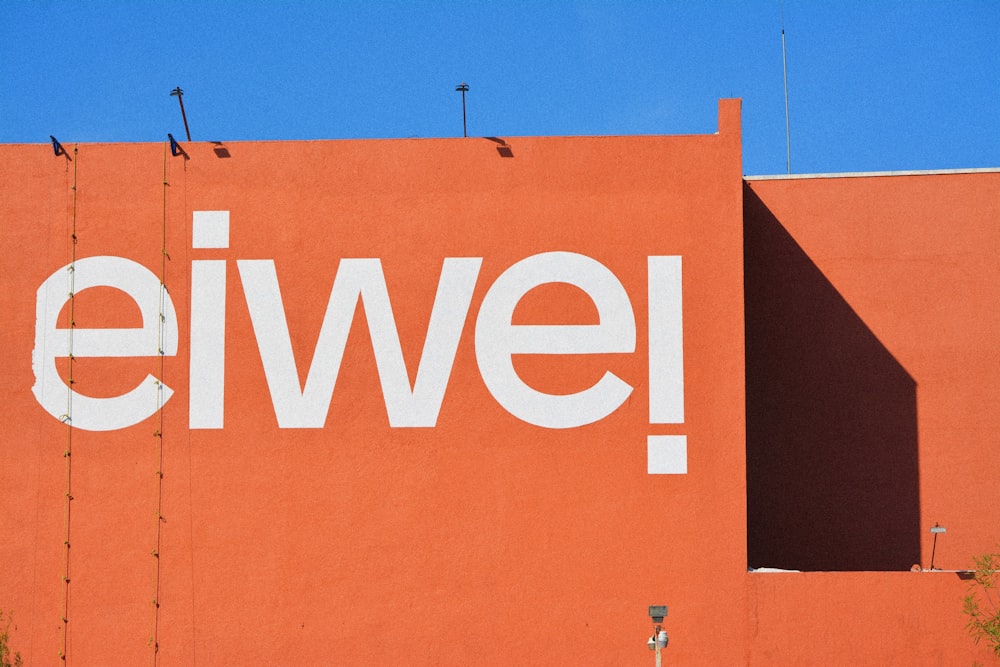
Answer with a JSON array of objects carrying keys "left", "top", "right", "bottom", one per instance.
[
  {"left": 455, "top": 82, "right": 469, "bottom": 137},
  {"left": 170, "top": 87, "right": 192, "bottom": 142}
]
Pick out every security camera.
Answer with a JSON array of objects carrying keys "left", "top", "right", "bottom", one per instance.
[
  {"left": 657, "top": 630, "right": 669, "bottom": 649},
  {"left": 647, "top": 635, "right": 656, "bottom": 650}
]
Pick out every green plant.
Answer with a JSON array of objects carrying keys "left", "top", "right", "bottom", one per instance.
[
  {"left": 0, "top": 610, "right": 22, "bottom": 667},
  {"left": 964, "top": 552, "right": 1000, "bottom": 660}
]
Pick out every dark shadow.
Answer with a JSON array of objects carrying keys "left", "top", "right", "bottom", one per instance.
[
  {"left": 50, "top": 135, "right": 72, "bottom": 161},
  {"left": 168, "top": 134, "right": 189, "bottom": 161},
  {"left": 744, "top": 183, "right": 921, "bottom": 571},
  {"left": 484, "top": 137, "right": 514, "bottom": 158},
  {"left": 211, "top": 141, "right": 231, "bottom": 158}
]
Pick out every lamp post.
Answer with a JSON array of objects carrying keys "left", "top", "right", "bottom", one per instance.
[
  {"left": 929, "top": 523, "right": 946, "bottom": 570},
  {"left": 170, "top": 87, "right": 191, "bottom": 142},
  {"left": 647, "top": 605, "right": 669, "bottom": 666},
  {"left": 455, "top": 82, "right": 469, "bottom": 137}
]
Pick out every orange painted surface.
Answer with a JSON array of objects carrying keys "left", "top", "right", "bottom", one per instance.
[
  {"left": 1, "top": 102, "right": 748, "bottom": 665},
  {"left": 747, "top": 173, "right": 1000, "bottom": 570},
  {"left": 746, "top": 172, "right": 1000, "bottom": 665},
  {"left": 2, "top": 101, "right": 995, "bottom": 665},
  {"left": 747, "top": 571, "right": 992, "bottom": 666}
]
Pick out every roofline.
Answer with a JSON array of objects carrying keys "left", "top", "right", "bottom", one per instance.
[{"left": 746, "top": 167, "right": 1000, "bottom": 181}]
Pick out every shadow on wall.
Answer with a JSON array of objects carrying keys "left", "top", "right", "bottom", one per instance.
[{"left": 743, "top": 183, "right": 921, "bottom": 572}]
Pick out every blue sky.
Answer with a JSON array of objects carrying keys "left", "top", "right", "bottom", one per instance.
[{"left": 2, "top": 1, "right": 998, "bottom": 175}]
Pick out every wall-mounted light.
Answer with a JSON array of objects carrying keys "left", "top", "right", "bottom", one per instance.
[
  {"left": 646, "top": 605, "right": 669, "bottom": 666},
  {"left": 929, "top": 523, "right": 946, "bottom": 570}
]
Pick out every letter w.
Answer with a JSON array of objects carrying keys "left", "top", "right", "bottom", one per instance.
[{"left": 238, "top": 258, "right": 482, "bottom": 428}]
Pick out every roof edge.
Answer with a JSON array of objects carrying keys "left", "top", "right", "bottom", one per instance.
[{"left": 746, "top": 167, "right": 1000, "bottom": 181}]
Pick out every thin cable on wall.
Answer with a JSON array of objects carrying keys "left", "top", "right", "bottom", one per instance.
[
  {"left": 59, "top": 145, "right": 79, "bottom": 663},
  {"left": 148, "top": 144, "right": 171, "bottom": 665}
]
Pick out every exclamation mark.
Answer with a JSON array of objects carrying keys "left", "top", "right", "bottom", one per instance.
[{"left": 647, "top": 256, "right": 686, "bottom": 474}]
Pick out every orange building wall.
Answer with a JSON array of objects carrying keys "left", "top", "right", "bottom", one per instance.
[
  {"left": 745, "top": 172, "right": 1000, "bottom": 665},
  {"left": 747, "top": 571, "right": 987, "bottom": 665},
  {"left": 747, "top": 172, "right": 1000, "bottom": 571},
  {"left": 2, "top": 101, "right": 996, "bottom": 665},
  {"left": 1, "top": 103, "right": 750, "bottom": 665}
]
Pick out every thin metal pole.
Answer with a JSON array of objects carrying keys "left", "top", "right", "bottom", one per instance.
[
  {"left": 456, "top": 83, "right": 469, "bottom": 137},
  {"left": 930, "top": 532, "right": 939, "bottom": 570},
  {"left": 170, "top": 87, "right": 191, "bottom": 142},
  {"left": 781, "top": 5, "right": 791, "bottom": 174}
]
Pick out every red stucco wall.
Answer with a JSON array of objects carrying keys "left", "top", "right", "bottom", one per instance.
[
  {"left": 1, "top": 101, "right": 995, "bottom": 665},
  {"left": 1, "top": 103, "right": 751, "bottom": 665},
  {"left": 747, "top": 172, "right": 1000, "bottom": 571},
  {"left": 746, "top": 172, "right": 1000, "bottom": 665}
]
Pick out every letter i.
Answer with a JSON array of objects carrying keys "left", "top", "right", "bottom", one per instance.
[{"left": 190, "top": 211, "right": 229, "bottom": 429}]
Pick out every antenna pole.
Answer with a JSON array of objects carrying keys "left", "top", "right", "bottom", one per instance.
[
  {"left": 170, "top": 87, "right": 192, "bottom": 142},
  {"left": 781, "top": 4, "right": 791, "bottom": 174}
]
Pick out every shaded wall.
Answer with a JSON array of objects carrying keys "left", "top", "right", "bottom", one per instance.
[
  {"left": 743, "top": 184, "right": 921, "bottom": 571},
  {"left": 745, "top": 172, "right": 1000, "bottom": 575}
]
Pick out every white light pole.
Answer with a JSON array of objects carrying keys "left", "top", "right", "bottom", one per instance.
[{"left": 647, "top": 605, "right": 669, "bottom": 666}]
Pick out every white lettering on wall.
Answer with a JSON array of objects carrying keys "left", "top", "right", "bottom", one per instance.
[
  {"left": 32, "top": 256, "right": 178, "bottom": 431},
  {"left": 475, "top": 251, "right": 636, "bottom": 429},
  {"left": 238, "top": 257, "right": 482, "bottom": 428},
  {"left": 647, "top": 435, "right": 688, "bottom": 474},
  {"left": 648, "top": 256, "right": 684, "bottom": 424},
  {"left": 30, "top": 210, "right": 686, "bottom": 477},
  {"left": 189, "top": 210, "right": 230, "bottom": 428}
]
